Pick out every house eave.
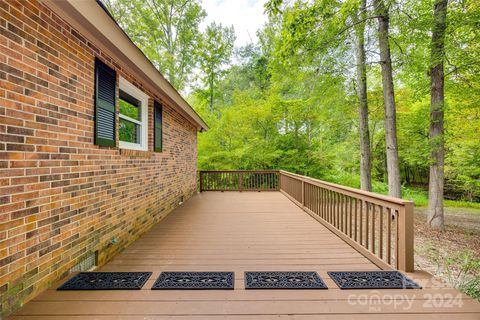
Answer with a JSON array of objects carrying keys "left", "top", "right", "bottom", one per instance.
[{"left": 41, "top": 0, "right": 209, "bottom": 132}]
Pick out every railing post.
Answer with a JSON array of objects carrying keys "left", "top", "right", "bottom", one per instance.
[
  {"left": 397, "top": 202, "right": 414, "bottom": 272},
  {"left": 239, "top": 172, "right": 243, "bottom": 192},
  {"left": 199, "top": 171, "right": 203, "bottom": 192}
]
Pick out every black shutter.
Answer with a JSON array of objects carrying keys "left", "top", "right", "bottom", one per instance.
[
  {"left": 154, "top": 101, "right": 163, "bottom": 152},
  {"left": 94, "top": 58, "right": 116, "bottom": 147}
]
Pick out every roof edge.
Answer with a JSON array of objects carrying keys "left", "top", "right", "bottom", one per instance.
[{"left": 42, "top": 0, "right": 208, "bottom": 132}]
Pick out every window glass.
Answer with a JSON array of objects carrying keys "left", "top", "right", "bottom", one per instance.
[
  {"left": 119, "top": 118, "right": 140, "bottom": 143},
  {"left": 119, "top": 91, "right": 140, "bottom": 120}
]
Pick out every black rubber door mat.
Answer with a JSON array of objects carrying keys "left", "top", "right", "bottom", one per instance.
[
  {"left": 152, "top": 272, "right": 234, "bottom": 290},
  {"left": 245, "top": 272, "right": 328, "bottom": 289},
  {"left": 57, "top": 272, "right": 152, "bottom": 290},
  {"left": 328, "top": 271, "right": 422, "bottom": 289}
]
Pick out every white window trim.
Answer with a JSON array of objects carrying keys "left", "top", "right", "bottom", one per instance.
[{"left": 119, "top": 77, "right": 149, "bottom": 151}]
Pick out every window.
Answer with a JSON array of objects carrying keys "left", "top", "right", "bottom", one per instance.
[{"left": 119, "top": 77, "right": 148, "bottom": 151}]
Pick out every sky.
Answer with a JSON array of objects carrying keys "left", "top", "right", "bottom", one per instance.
[{"left": 201, "top": 0, "right": 268, "bottom": 47}]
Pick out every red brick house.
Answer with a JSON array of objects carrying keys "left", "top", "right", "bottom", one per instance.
[{"left": 0, "top": 0, "right": 208, "bottom": 315}]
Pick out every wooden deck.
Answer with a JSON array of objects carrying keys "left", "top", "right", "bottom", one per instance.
[{"left": 10, "top": 192, "right": 480, "bottom": 319}]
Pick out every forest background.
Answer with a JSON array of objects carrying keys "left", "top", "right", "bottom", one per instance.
[{"left": 105, "top": 0, "right": 479, "bottom": 298}]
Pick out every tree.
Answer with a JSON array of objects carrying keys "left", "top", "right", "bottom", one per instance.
[
  {"left": 373, "top": 0, "right": 402, "bottom": 198},
  {"left": 354, "top": 0, "right": 372, "bottom": 191},
  {"left": 427, "top": 0, "right": 448, "bottom": 230},
  {"left": 265, "top": 0, "right": 377, "bottom": 189},
  {"left": 198, "top": 22, "right": 235, "bottom": 112},
  {"left": 108, "top": 0, "right": 480, "bottom": 203},
  {"left": 105, "top": 0, "right": 206, "bottom": 91}
]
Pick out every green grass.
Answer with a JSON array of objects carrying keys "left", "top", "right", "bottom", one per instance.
[
  {"left": 321, "top": 171, "right": 480, "bottom": 209},
  {"left": 444, "top": 201, "right": 480, "bottom": 210}
]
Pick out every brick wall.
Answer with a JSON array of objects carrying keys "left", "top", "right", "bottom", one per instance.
[{"left": 0, "top": 0, "right": 198, "bottom": 316}]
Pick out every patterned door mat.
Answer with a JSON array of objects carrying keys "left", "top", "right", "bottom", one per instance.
[
  {"left": 57, "top": 272, "right": 152, "bottom": 290},
  {"left": 245, "top": 272, "right": 328, "bottom": 289},
  {"left": 152, "top": 272, "right": 234, "bottom": 290},
  {"left": 328, "top": 271, "right": 422, "bottom": 289}
]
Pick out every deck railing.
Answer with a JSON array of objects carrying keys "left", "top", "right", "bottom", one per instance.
[
  {"left": 199, "top": 170, "right": 414, "bottom": 272},
  {"left": 199, "top": 170, "right": 280, "bottom": 191},
  {"left": 279, "top": 170, "right": 414, "bottom": 272}
]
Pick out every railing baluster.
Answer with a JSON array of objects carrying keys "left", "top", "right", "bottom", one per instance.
[
  {"left": 371, "top": 203, "right": 376, "bottom": 254},
  {"left": 333, "top": 192, "right": 336, "bottom": 227},
  {"left": 387, "top": 207, "right": 392, "bottom": 264},
  {"left": 359, "top": 199, "right": 363, "bottom": 246},
  {"left": 323, "top": 189, "right": 326, "bottom": 220},
  {"left": 310, "top": 184, "right": 313, "bottom": 210},
  {"left": 310, "top": 185, "right": 313, "bottom": 212},
  {"left": 329, "top": 191, "right": 332, "bottom": 225},
  {"left": 325, "top": 188, "right": 328, "bottom": 220},
  {"left": 332, "top": 192, "right": 336, "bottom": 227},
  {"left": 379, "top": 206, "right": 384, "bottom": 259},
  {"left": 339, "top": 194, "right": 343, "bottom": 231},
  {"left": 365, "top": 202, "right": 369, "bottom": 249},
  {"left": 336, "top": 193, "right": 340, "bottom": 229},
  {"left": 319, "top": 188, "right": 321, "bottom": 218},
  {"left": 326, "top": 190, "right": 329, "bottom": 222},
  {"left": 344, "top": 195, "right": 348, "bottom": 234},
  {"left": 396, "top": 209, "right": 399, "bottom": 269},
  {"left": 354, "top": 198, "right": 358, "bottom": 241},
  {"left": 349, "top": 196, "right": 353, "bottom": 238}
]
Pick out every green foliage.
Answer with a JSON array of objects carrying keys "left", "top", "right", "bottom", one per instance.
[
  {"left": 104, "top": 0, "right": 206, "bottom": 91},
  {"left": 119, "top": 99, "right": 140, "bottom": 120},
  {"left": 197, "top": 22, "right": 236, "bottom": 111},
  {"left": 107, "top": 0, "right": 479, "bottom": 203}
]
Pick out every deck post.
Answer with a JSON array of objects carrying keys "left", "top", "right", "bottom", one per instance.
[
  {"left": 397, "top": 202, "right": 414, "bottom": 272},
  {"left": 199, "top": 171, "right": 203, "bottom": 192}
]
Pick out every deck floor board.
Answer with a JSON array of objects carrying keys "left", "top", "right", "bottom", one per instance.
[{"left": 10, "top": 192, "right": 480, "bottom": 319}]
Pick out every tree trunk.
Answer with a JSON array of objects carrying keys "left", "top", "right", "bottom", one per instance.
[
  {"left": 354, "top": 0, "right": 372, "bottom": 192},
  {"left": 427, "top": 0, "right": 448, "bottom": 230},
  {"left": 374, "top": 0, "right": 401, "bottom": 198}
]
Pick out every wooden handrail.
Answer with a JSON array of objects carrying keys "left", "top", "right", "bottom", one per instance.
[
  {"left": 198, "top": 170, "right": 414, "bottom": 272},
  {"left": 280, "top": 171, "right": 412, "bottom": 207}
]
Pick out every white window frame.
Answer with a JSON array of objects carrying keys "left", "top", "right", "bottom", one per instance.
[{"left": 118, "top": 77, "right": 149, "bottom": 151}]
